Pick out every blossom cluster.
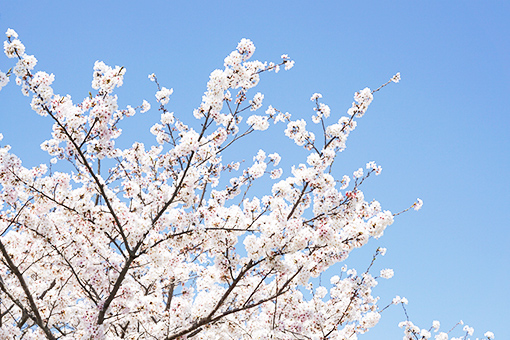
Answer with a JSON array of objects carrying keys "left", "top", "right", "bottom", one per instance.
[{"left": 397, "top": 319, "right": 494, "bottom": 340}]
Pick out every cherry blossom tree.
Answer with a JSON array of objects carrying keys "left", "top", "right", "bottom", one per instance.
[{"left": 0, "top": 29, "right": 494, "bottom": 340}]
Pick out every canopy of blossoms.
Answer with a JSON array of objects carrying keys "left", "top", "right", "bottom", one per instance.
[{"left": 0, "top": 29, "right": 492, "bottom": 340}]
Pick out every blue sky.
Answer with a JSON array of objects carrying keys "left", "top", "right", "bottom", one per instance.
[{"left": 1, "top": 1, "right": 508, "bottom": 338}]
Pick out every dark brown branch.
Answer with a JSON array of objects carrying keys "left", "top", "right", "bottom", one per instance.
[
  {"left": 287, "top": 182, "right": 309, "bottom": 220},
  {"left": 151, "top": 111, "right": 211, "bottom": 227},
  {"left": 27, "top": 83, "right": 132, "bottom": 255},
  {"left": 0, "top": 240, "right": 57, "bottom": 340},
  {"left": 165, "top": 282, "right": 175, "bottom": 312},
  {"left": 97, "top": 255, "right": 135, "bottom": 325},
  {"left": 38, "top": 279, "right": 56, "bottom": 300}
]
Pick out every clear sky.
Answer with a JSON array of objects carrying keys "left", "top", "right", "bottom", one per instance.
[{"left": 1, "top": 1, "right": 509, "bottom": 338}]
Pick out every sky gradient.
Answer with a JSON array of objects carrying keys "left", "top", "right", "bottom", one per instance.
[{"left": 0, "top": 1, "right": 508, "bottom": 338}]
